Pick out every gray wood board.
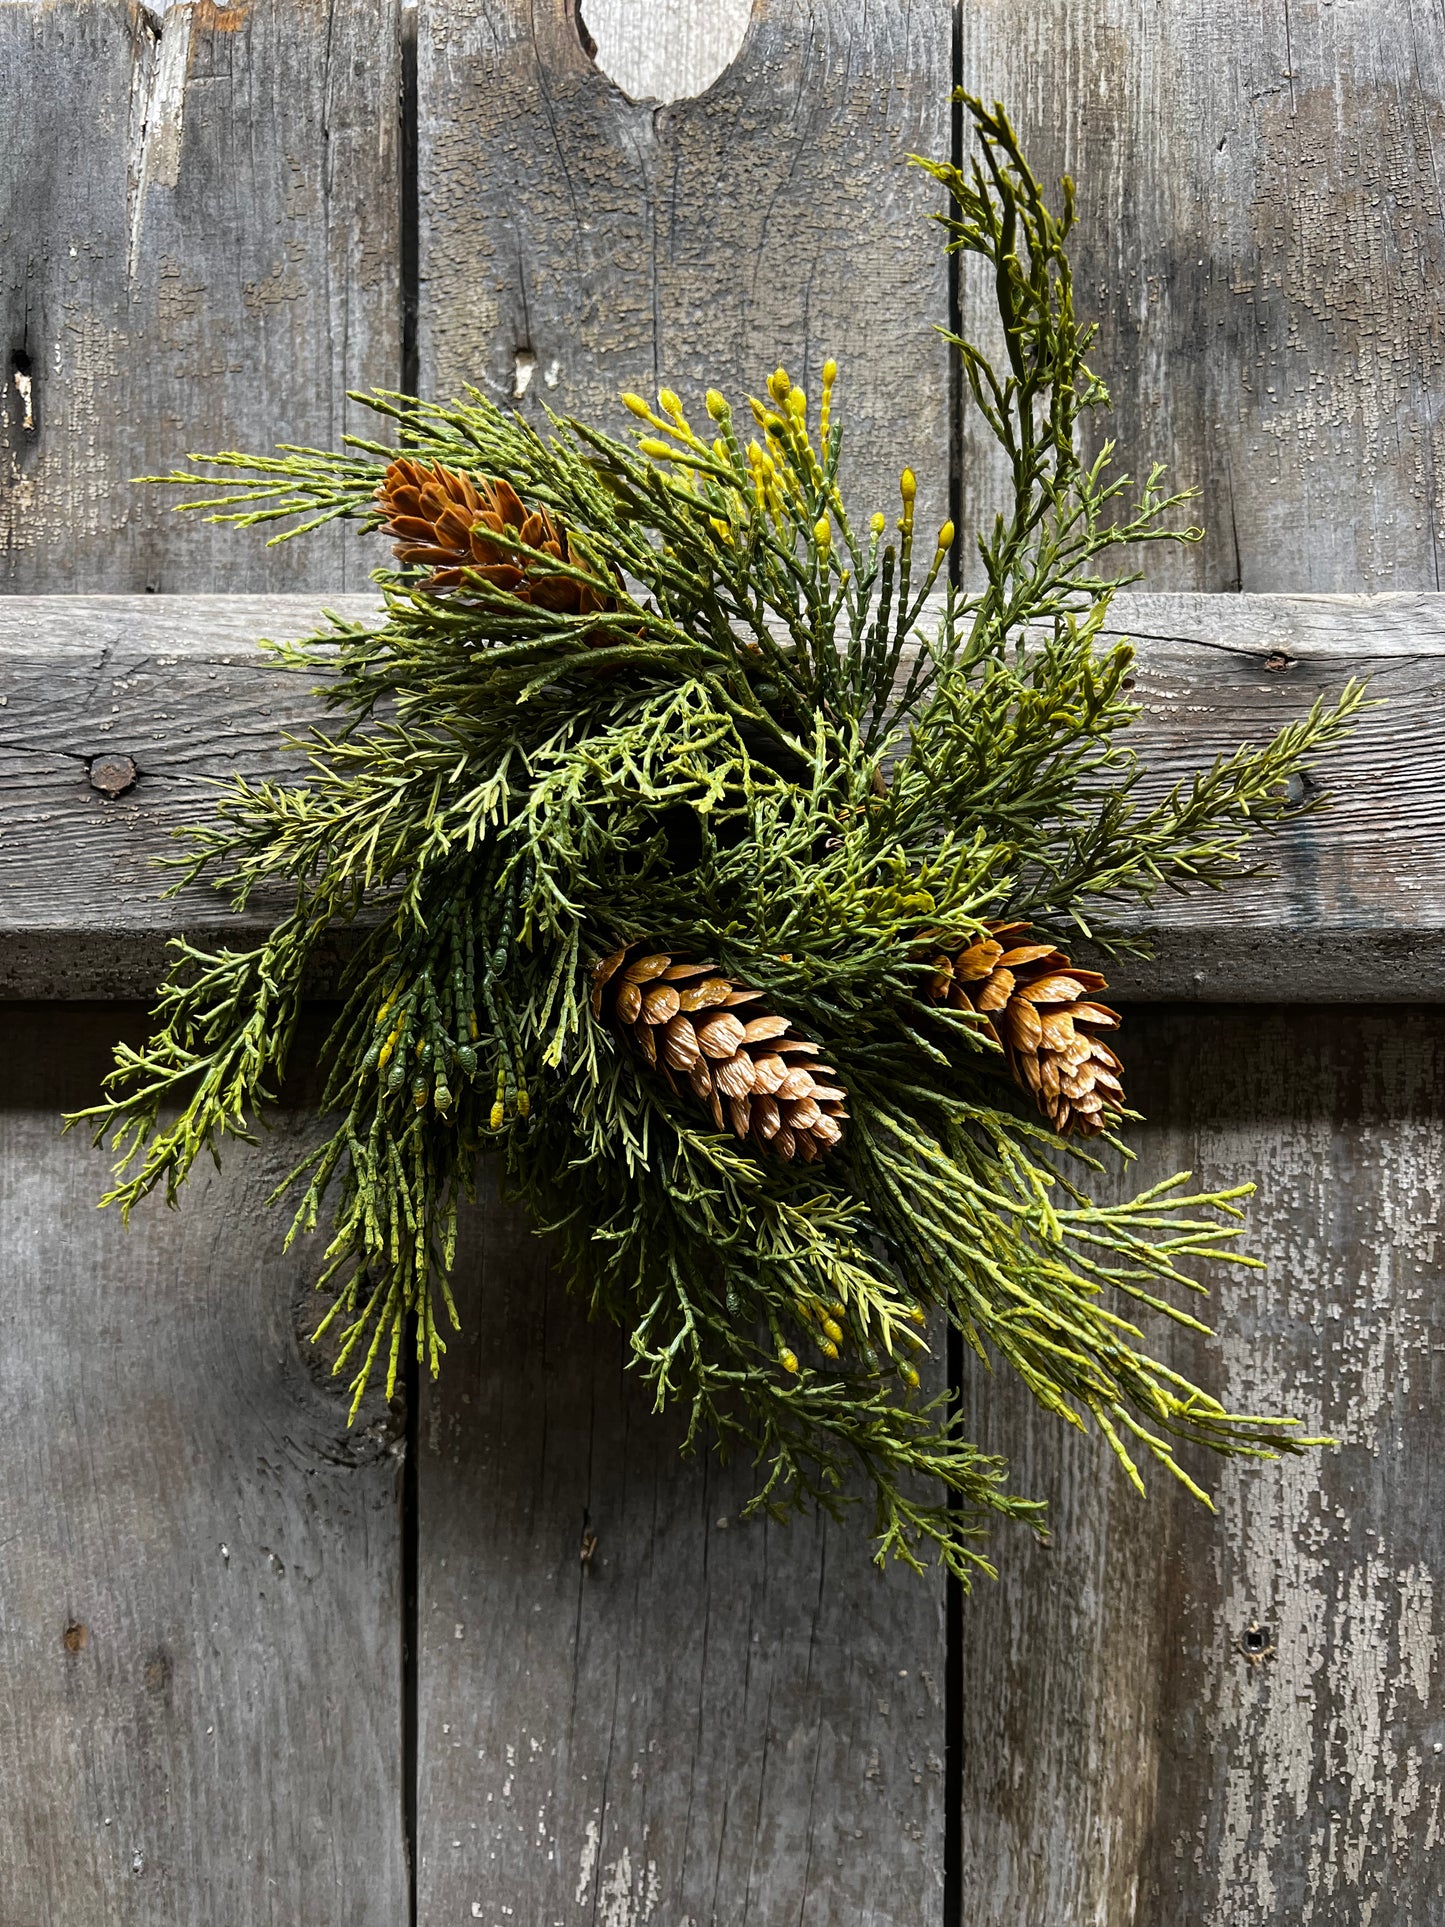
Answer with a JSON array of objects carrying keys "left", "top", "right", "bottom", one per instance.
[
  {"left": 1, "top": 590, "right": 1441, "bottom": 996},
  {"left": 0, "top": 0, "right": 400, "bottom": 593},
  {"left": 415, "top": 1171, "right": 945, "bottom": 1927},
  {"left": 0, "top": 1005, "right": 406, "bottom": 1924},
  {"left": 416, "top": 0, "right": 954, "bottom": 536},
  {"left": 957, "top": 1003, "right": 1445, "bottom": 1927},
  {"left": 957, "top": 0, "right": 1445, "bottom": 595},
  {"left": 411, "top": 15, "right": 955, "bottom": 1916}
]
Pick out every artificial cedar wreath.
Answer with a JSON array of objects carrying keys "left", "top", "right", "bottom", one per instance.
[{"left": 76, "top": 100, "right": 1362, "bottom": 1581}]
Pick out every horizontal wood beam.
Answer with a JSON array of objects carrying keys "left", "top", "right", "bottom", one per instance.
[{"left": 2, "top": 591, "right": 1441, "bottom": 999}]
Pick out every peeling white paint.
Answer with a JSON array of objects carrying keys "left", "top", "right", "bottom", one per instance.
[
  {"left": 595, "top": 1843, "right": 660, "bottom": 1927},
  {"left": 575, "top": 1816, "right": 600, "bottom": 1905},
  {"left": 126, "top": 3, "right": 192, "bottom": 280},
  {"left": 1203, "top": 1105, "right": 1444, "bottom": 1921}
]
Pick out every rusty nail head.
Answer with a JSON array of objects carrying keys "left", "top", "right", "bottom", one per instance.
[{"left": 89, "top": 754, "right": 138, "bottom": 797}]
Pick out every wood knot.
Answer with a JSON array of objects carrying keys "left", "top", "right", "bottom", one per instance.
[
  {"left": 89, "top": 753, "right": 137, "bottom": 797},
  {"left": 62, "top": 1620, "right": 88, "bottom": 1653}
]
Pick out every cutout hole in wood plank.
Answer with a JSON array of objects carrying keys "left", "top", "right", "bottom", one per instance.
[{"left": 578, "top": 0, "right": 754, "bottom": 103}]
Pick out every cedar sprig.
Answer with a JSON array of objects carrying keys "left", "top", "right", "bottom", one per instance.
[{"left": 73, "top": 98, "right": 1356, "bottom": 1582}]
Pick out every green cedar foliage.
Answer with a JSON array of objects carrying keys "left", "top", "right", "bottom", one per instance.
[{"left": 72, "top": 100, "right": 1359, "bottom": 1582}]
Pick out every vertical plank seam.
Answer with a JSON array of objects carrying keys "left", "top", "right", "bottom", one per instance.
[
  {"left": 400, "top": 8, "right": 422, "bottom": 1925},
  {"left": 404, "top": 1346, "right": 421, "bottom": 1926},
  {"left": 402, "top": 1, "right": 421, "bottom": 400},
  {"left": 943, "top": 11, "right": 965, "bottom": 1927}
]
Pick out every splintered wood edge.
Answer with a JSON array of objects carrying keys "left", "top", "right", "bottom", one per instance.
[{"left": 1, "top": 591, "right": 1442, "bottom": 999}]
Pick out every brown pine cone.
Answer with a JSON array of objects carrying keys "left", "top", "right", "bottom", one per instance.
[
  {"left": 591, "top": 946, "right": 847, "bottom": 1163},
  {"left": 375, "top": 457, "right": 614, "bottom": 614},
  {"left": 924, "top": 921, "right": 1125, "bottom": 1136}
]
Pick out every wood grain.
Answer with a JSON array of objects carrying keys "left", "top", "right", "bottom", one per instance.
[
  {"left": 957, "top": 1004, "right": 1445, "bottom": 1927},
  {"left": 0, "top": 1006, "right": 406, "bottom": 1925},
  {"left": 1, "top": 590, "right": 1439, "bottom": 996},
  {"left": 415, "top": 0, "right": 953, "bottom": 535},
  {"left": 412, "top": 11, "right": 955, "bottom": 1916},
  {"left": 0, "top": 0, "right": 400, "bottom": 593},
  {"left": 415, "top": 1171, "right": 945, "bottom": 1927},
  {"left": 958, "top": 0, "right": 1445, "bottom": 595},
  {"left": 0, "top": 5, "right": 407, "bottom": 1913}
]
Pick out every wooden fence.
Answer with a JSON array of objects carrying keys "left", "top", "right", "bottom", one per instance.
[{"left": 3, "top": 3, "right": 1443, "bottom": 1922}]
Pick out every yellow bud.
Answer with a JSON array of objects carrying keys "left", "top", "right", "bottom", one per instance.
[
  {"left": 901, "top": 1364, "right": 920, "bottom": 1389},
  {"left": 937, "top": 520, "right": 955, "bottom": 551},
  {"left": 814, "top": 516, "right": 831, "bottom": 548},
  {"left": 870, "top": 512, "right": 886, "bottom": 536},
  {"left": 822, "top": 1317, "right": 844, "bottom": 1346},
  {"left": 779, "top": 1346, "right": 800, "bottom": 1375},
  {"left": 516, "top": 1088, "right": 530, "bottom": 1118},
  {"left": 658, "top": 387, "right": 683, "bottom": 415},
  {"left": 705, "top": 388, "right": 729, "bottom": 419},
  {"left": 817, "top": 1338, "right": 840, "bottom": 1360},
  {"left": 622, "top": 392, "right": 652, "bottom": 418},
  {"left": 819, "top": 360, "right": 837, "bottom": 439},
  {"left": 787, "top": 388, "right": 807, "bottom": 418},
  {"left": 638, "top": 438, "right": 674, "bottom": 460},
  {"left": 489, "top": 1100, "right": 505, "bottom": 1130},
  {"left": 907, "top": 1304, "right": 927, "bottom": 1326},
  {"left": 900, "top": 468, "right": 917, "bottom": 504},
  {"left": 768, "top": 366, "right": 792, "bottom": 401}
]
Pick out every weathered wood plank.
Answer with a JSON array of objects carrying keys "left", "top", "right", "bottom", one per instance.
[
  {"left": 413, "top": 8, "right": 953, "bottom": 1918},
  {"left": 957, "top": 1004, "right": 1445, "bottom": 1926},
  {"left": 958, "top": 0, "right": 1445, "bottom": 594},
  {"left": 416, "top": 0, "right": 954, "bottom": 534},
  {"left": 1, "top": 590, "right": 1440, "bottom": 996},
  {"left": 0, "top": 0, "right": 401, "bottom": 592},
  {"left": 415, "top": 1171, "right": 944, "bottom": 1927},
  {"left": 0, "top": 4, "right": 408, "bottom": 1910},
  {"left": 0, "top": 1006, "right": 407, "bottom": 1924}
]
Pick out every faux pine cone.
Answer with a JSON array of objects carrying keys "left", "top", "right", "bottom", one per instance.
[
  {"left": 924, "top": 921, "right": 1125, "bottom": 1136},
  {"left": 591, "top": 947, "right": 847, "bottom": 1163},
  {"left": 375, "top": 457, "right": 615, "bottom": 614}
]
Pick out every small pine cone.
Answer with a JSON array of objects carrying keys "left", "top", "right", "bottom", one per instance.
[
  {"left": 924, "top": 921, "right": 1125, "bottom": 1136},
  {"left": 591, "top": 946, "right": 847, "bottom": 1163},
  {"left": 375, "top": 457, "right": 615, "bottom": 615}
]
